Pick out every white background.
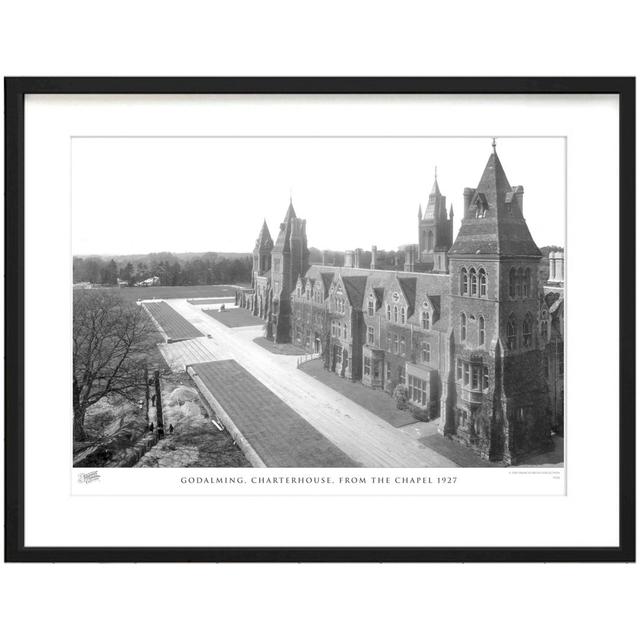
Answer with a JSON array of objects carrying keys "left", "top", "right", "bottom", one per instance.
[
  {"left": 1, "top": 2, "right": 638, "bottom": 640},
  {"left": 28, "top": 94, "right": 591, "bottom": 544},
  {"left": 72, "top": 135, "right": 565, "bottom": 254}
]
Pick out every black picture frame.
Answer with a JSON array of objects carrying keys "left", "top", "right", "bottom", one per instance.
[{"left": 4, "top": 77, "right": 635, "bottom": 563}]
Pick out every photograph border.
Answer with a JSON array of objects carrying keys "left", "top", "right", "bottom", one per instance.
[{"left": 4, "top": 76, "right": 635, "bottom": 563}]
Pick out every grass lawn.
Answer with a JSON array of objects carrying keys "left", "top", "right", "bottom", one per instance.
[
  {"left": 299, "top": 358, "right": 416, "bottom": 428},
  {"left": 204, "top": 307, "right": 266, "bottom": 328},
  {"left": 190, "top": 360, "right": 356, "bottom": 467},
  {"left": 418, "top": 434, "right": 501, "bottom": 468},
  {"left": 253, "top": 337, "right": 306, "bottom": 355},
  {"left": 95, "top": 284, "right": 242, "bottom": 303}
]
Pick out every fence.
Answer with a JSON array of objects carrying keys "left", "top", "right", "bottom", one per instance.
[{"left": 296, "top": 352, "right": 322, "bottom": 369}]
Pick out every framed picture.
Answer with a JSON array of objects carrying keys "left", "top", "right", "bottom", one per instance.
[{"left": 4, "top": 77, "right": 635, "bottom": 562}]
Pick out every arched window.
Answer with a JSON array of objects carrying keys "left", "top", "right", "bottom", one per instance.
[
  {"left": 509, "top": 268, "right": 516, "bottom": 298},
  {"left": 479, "top": 269, "right": 487, "bottom": 297},
  {"left": 541, "top": 319, "right": 548, "bottom": 338},
  {"left": 386, "top": 304, "right": 391, "bottom": 321},
  {"left": 507, "top": 314, "right": 517, "bottom": 350},
  {"left": 342, "top": 323, "right": 347, "bottom": 339},
  {"left": 470, "top": 268, "right": 477, "bottom": 296},
  {"left": 461, "top": 312, "right": 467, "bottom": 341},
  {"left": 516, "top": 268, "right": 523, "bottom": 297},
  {"left": 400, "top": 336, "right": 406, "bottom": 355},
  {"left": 400, "top": 307, "right": 406, "bottom": 324},
  {"left": 427, "top": 230, "right": 434, "bottom": 251},
  {"left": 367, "top": 299, "right": 374, "bottom": 316},
  {"left": 461, "top": 268, "right": 468, "bottom": 295},
  {"left": 393, "top": 306, "right": 398, "bottom": 323},
  {"left": 422, "top": 310, "right": 430, "bottom": 330},
  {"left": 523, "top": 314, "right": 533, "bottom": 347},
  {"left": 367, "top": 326, "right": 374, "bottom": 344},
  {"left": 421, "top": 342, "right": 430, "bottom": 363},
  {"left": 479, "top": 315, "right": 485, "bottom": 346},
  {"left": 523, "top": 268, "right": 531, "bottom": 297},
  {"left": 482, "top": 366, "right": 490, "bottom": 390}
]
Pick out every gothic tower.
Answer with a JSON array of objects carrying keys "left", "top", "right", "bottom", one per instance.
[
  {"left": 418, "top": 169, "right": 454, "bottom": 271},
  {"left": 444, "top": 141, "right": 551, "bottom": 463},
  {"left": 270, "top": 198, "right": 310, "bottom": 342},
  {"left": 252, "top": 219, "right": 273, "bottom": 285}
]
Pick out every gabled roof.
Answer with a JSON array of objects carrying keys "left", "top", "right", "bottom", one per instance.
[
  {"left": 320, "top": 271, "right": 335, "bottom": 295},
  {"left": 341, "top": 276, "right": 368, "bottom": 309},
  {"left": 302, "top": 264, "right": 450, "bottom": 323},
  {"left": 397, "top": 277, "right": 417, "bottom": 316}
]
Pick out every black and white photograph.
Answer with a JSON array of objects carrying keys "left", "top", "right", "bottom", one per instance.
[
  {"left": 5, "top": 77, "right": 632, "bottom": 563},
  {"left": 71, "top": 136, "right": 565, "bottom": 472}
]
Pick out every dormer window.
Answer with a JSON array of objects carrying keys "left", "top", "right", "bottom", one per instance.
[{"left": 400, "top": 307, "right": 406, "bottom": 324}]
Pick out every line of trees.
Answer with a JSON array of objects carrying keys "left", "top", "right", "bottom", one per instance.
[{"left": 73, "top": 252, "right": 252, "bottom": 287}]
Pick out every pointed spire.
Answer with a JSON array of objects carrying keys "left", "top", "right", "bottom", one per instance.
[
  {"left": 285, "top": 195, "right": 296, "bottom": 220},
  {"left": 255, "top": 218, "right": 273, "bottom": 250},
  {"left": 449, "top": 204, "right": 454, "bottom": 220},
  {"left": 450, "top": 147, "right": 541, "bottom": 257},
  {"left": 492, "top": 137, "right": 497, "bottom": 154}
]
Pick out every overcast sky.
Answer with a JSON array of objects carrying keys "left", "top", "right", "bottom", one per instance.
[{"left": 72, "top": 136, "right": 565, "bottom": 256}]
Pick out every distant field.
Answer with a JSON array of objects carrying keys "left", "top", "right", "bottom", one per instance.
[
  {"left": 187, "top": 297, "right": 236, "bottom": 305},
  {"left": 87, "top": 285, "right": 244, "bottom": 302}
]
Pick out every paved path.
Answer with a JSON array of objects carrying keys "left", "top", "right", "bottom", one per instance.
[{"left": 159, "top": 299, "right": 457, "bottom": 468}]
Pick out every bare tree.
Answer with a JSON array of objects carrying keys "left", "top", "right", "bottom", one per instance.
[{"left": 73, "top": 291, "right": 152, "bottom": 441}]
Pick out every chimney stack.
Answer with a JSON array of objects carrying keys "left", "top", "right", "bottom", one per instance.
[
  {"left": 549, "top": 252, "right": 557, "bottom": 282},
  {"left": 344, "top": 250, "right": 354, "bottom": 268},
  {"left": 404, "top": 245, "right": 416, "bottom": 272},
  {"left": 555, "top": 249, "right": 564, "bottom": 283},
  {"left": 354, "top": 248, "right": 362, "bottom": 269},
  {"left": 371, "top": 245, "right": 377, "bottom": 270}
]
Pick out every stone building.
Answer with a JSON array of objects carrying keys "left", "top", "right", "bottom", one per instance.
[{"left": 238, "top": 143, "right": 564, "bottom": 464}]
